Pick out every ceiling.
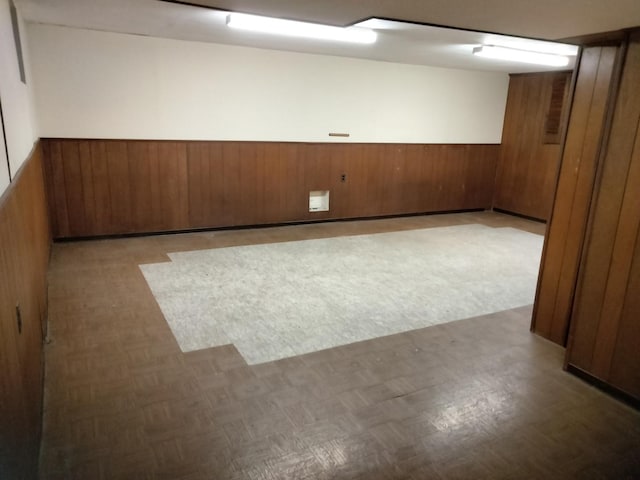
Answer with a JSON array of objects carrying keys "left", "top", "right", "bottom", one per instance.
[{"left": 15, "top": 0, "right": 640, "bottom": 73}]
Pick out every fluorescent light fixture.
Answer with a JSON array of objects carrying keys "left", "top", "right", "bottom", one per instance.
[
  {"left": 353, "top": 18, "right": 400, "bottom": 31},
  {"left": 493, "top": 40, "right": 579, "bottom": 56},
  {"left": 226, "top": 13, "right": 377, "bottom": 44},
  {"left": 473, "top": 45, "right": 570, "bottom": 67}
]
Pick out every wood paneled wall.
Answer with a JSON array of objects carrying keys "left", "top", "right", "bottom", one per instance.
[
  {"left": 566, "top": 33, "right": 640, "bottom": 400},
  {"left": 494, "top": 72, "right": 571, "bottom": 220},
  {"left": 532, "top": 46, "right": 621, "bottom": 345},
  {"left": 0, "top": 143, "right": 51, "bottom": 479},
  {"left": 41, "top": 140, "right": 498, "bottom": 239}
]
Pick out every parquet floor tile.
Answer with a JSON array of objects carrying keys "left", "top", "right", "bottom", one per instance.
[{"left": 39, "top": 212, "right": 640, "bottom": 479}]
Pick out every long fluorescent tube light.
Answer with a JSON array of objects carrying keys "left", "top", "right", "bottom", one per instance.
[
  {"left": 473, "top": 45, "right": 570, "bottom": 67},
  {"left": 226, "top": 13, "right": 377, "bottom": 44}
]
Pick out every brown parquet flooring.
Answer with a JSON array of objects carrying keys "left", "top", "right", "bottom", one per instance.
[{"left": 39, "top": 212, "right": 640, "bottom": 479}]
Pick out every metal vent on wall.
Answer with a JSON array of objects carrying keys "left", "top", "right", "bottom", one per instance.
[
  {"left": 309, "top": 191, "right": 329, "bottom": 212},
  {"left": 544, "top": 71, "right": 571, "bottom": 144}
]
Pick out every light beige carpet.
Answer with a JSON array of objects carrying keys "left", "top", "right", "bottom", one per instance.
[{"left": 140, "top": 224, "right": 543, "bottom": 364}]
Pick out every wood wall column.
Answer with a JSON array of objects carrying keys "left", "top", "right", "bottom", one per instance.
[
  {"left": 566, "top": 32, "right": 640, "bottom": 400},
  {"left": 532, "top": 28, "right": 640, "bottom": 402},
  {"left": 532, "top": 45, "right": 622, "bottom": 344}
]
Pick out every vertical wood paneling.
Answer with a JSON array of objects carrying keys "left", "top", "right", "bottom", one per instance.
[
  {"left": 329, "top": 145, "right": 348, "bottom": 219},
  {"left": 187, "top": 142, "right": 226, "bottom": 228},
  {"left": 560, "top": 32, "right": 640, "bottom": 401},
  {"left": 526, "top": 31, "right": 640, "bottom": 402},
  {"left": 494, "top": 72, "right": 570, "bottom": 220},
  {"left": 361, "top": 144, "right": 385, "bottom": 217},
  {"left": 238, "top": 142, "right": 257, "bottom": 225},
  {"left": 48, "top": 140, "right": 70, "bottom": 237},
  {"left": 591, "top": 117, "right": 640, "bottom": 376},
  {"left": 158, "top": 141, "right": 189, "bottom": 230},
  {"left": 0, "top": 143, "right": 51, "bottom": 479},
  {"left": 433, "top": 145, "right": 451, "bottom": 210},
  {"left": 533, "top": 46, "right": 620, "bottom": 344},
  {"left": 106, "top": 141, "right": 131, "bottom": 233},
  {"left": 404, "top": 145, "right": 423, "bottom": 212},
  {"left": 334, "top": 144, "right": 354, "bottom": 218},
  {"left": 128, "top": 141, "right": 153, "bottom": 231},
  {"left": 78, "top": 141, "right": 96, "bottom": 233},
  {"left": 262, "top": 142, "right": 284, "bottom": 224},
  {"left": 89, "top": 141, "right": 112, "bottom": 235},
  {"left": 382, "top": 144, "right": 403, "bottom": 215},
  {"left": 61, "top": 141, "right": 86, "bottom": 234},
  {"left": 42, "top": 139, "right": 498, "bottom": 238},
  {"left": 222, "top": 142, "right": 241, "bottom": 227},
  {"left": 610, "top": 227, "right": 640, "bottom": 394},
  {"left": 281, "top": 143, "right": 306, "bottom": 222},
  {"left": 446, "top": 146, "right": 466, "bottom": 210},
  {"left": 420, "top": 145, "right": 437, "bottom": 210},
  {"left": 187, "top": 141, "right": 205, "bottom": 227},
  {"left": 41, "top": 140, "right": 59, "bottom": 236}
]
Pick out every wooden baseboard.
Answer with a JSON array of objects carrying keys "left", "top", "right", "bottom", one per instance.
[
  {"left": 566, "top": 364, "right": 640, "bottom": 410},
  {"left": 492, "top": 208, "right": 547, "bottom": 223},
  {"left": 54, "top": 208, "right": 488, "bottom": 242}
]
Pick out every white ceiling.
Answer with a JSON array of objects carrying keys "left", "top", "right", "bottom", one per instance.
[{"left": 15, "top": 0, "right": 639, "bottom": 73}]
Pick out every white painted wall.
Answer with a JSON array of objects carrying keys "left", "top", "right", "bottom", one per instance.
[
  {"left": 0, "top": 0, "right": 37, "bottom": 195},
  {"left": 27, "top": 24, "right": 509, "bottom": 144}
]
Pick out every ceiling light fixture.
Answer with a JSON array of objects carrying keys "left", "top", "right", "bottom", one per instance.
[
  {"left": 226, "top": 13, "right": 377, "bottom": 45},
  {"left": 492, "top": 40, "right": 579, "bottom": 57},
  {"left": 473, "top": 45, "right": 570, "bottom": 67}
]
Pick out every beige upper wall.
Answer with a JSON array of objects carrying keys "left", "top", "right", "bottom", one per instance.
[
  {"left": 0, "top": 0, "right": 37, "bottom": 196},
  {"left": 27, "top": 23, "right": 509, "bottom": 144}
]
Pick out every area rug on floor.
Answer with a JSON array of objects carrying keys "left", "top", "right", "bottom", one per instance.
[{"left": 139, "top": 224, "right": 543, "bottom": 364}]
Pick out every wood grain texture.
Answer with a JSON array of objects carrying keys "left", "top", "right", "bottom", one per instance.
[
  {"left": 532, "top": 46, "right": 621, "bottom": 345},
  {"left": 41, "top": 140, "right": 499, "bottom": 239},
  {"left": 0, "top": 142, "right": 51, "bottom": 480},
  {"left": 567, "top": 35, "right": 640, "bottom": 400},
  {"left": 493, "top": 72, "right": 570, "bottom": 221}
]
